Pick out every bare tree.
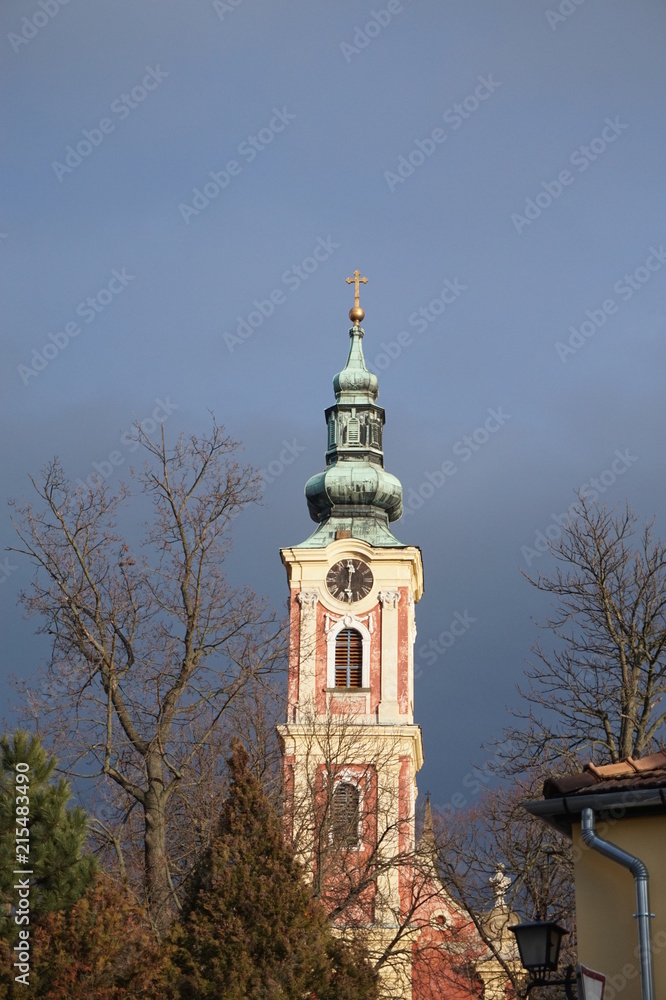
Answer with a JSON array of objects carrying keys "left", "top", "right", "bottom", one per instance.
[
  {"left": 9, "top": 420, "right": 284, "bottom": 936},
  {"left": 396, "top": 495, "right": 666, "bottom": 998},
  {"left": 431, "top": 775, "right": 575, "bottom": 1000},
  {"left": 448, "top": 495, "right": 666, "bottom": 995},
  {"left": 498, "top": 494, "right": 666, "bottom": 775},
  {"left": 87, "top": 669, "right": 285, "bottom": 912}
]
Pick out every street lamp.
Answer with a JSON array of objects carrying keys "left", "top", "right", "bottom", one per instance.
[{"left": 508, "top": 920, "right": 575, "bottom": 998}]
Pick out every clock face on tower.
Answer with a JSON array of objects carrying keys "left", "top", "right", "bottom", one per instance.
[{"left": 326, "top": 558, "right": 374, "bottom": 603}]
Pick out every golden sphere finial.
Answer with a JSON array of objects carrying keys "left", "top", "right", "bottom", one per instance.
[{"left": 349, "top": 305, "right": 365, "bottom": 324}]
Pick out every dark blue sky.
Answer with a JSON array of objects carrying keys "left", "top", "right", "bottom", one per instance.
[{"left": 2, "top": 0, "right": 666, "bottom": 809}]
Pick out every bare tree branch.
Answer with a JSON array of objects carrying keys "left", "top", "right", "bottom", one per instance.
[
  {"left": 8, "top": 418, "right": 286, "bottom": 937},
  {"left": 492, "top": 494, "right": 666, "bottom": 775}
]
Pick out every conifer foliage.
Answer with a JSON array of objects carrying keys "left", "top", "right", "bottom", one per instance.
[
  {"left": 0, "top": 730, "right": 95, "bottom": 938},
  {"left": 165, "top": 741, "right": 378, "bottom": 999},
  {"left": 0, "top": 873, "right": 164, "bottom": 1000}
]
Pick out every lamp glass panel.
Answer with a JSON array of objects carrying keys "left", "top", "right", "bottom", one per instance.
[
  {"left": 509, "top": 920, "right": 568, "bottom": 973},
  {"left": 547, "top": 924, "right": 564, "bottom": 969},
  {"left": 516, "top": 924, "right": 549, "bottom": 969}
]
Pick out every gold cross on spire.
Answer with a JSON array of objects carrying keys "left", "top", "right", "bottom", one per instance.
[
  {"left": 346, "top": 269, "right": 368, "bottom": 307},
  {"left": 346, "top": 269, "right": 368, "bottom": 325}
]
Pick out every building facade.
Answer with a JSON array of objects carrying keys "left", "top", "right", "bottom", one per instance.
[{"left": 527, "top": 750, "right": 666, "bottom": 1000}]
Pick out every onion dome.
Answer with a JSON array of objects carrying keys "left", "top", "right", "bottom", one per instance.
[{"left": 332, "top": 325, "right": 379, "bottom": 403}]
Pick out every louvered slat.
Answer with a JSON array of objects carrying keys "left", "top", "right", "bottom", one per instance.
[
  {"left": 331, "top": 782, "right": 360, "bottom": 847},
  {"left": 335, "top": 629, "right": 362, "bottom": 688}
]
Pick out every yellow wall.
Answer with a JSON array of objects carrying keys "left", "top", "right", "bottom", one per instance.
[{"left": 572, "top": 814, "right": 666, "bottom": 1000}]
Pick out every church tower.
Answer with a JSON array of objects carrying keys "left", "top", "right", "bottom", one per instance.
[{"left": 278, "top": 274, "right": 426, "bottom": 997}]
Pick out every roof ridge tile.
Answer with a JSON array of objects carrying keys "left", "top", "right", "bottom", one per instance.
[{"left": 585, "top": 750, "right": 666, "bottom": 780}]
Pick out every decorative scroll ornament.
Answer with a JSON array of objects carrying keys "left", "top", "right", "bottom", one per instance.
[
  {"left": 297, "top": 590, "right": 319, "bottom": 610},
  {"left": 324, "top": 610, "right": 374, "bottom": 634},
  {"left": 378, "top": 589, "right": 400, "bottom": 609}
]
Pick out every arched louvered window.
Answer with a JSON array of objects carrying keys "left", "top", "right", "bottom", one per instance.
[
  {"left": 335, "top": 629, "right": 363, "bottom": 688},
  {"left": 331, "top": 782, "right": 360, "bottom": 848}
]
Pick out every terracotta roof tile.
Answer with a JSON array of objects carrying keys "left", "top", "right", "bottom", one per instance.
[
  {"left": 628, "top": 750, "right": 666, "bottom": 772},
  {"left": 586, "top": 760, "right": 636, "bottom": 779},
  {"left": 543, "top": 749, "right": 666, "bottom": 798}
]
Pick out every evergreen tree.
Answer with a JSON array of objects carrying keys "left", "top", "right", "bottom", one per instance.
[
  {"left": 321, "top": 936, "right": 380, "bottom": 1000},
  {"left": 0, "top": 730, "right": 95, "bottom": 938},
  {"left": 0, "top": 872, "right": 164, "bottom": 999},
  {"left": 165, "top": 741, "right": 378, "bottom": 999}
]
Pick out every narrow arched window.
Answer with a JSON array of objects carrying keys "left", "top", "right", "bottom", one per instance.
[
  {"left": 331, "top": 782, "right": 360, "bottom": 848},
  {"left": 335, "top": 629, "right": 362, "bottom": 688}
]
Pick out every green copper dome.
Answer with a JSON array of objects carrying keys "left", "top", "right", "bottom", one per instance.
[
  {"left": 332, "top": 326, "right": 379, "bottom": 403},
  {"left": 297, "top": 319, "right": 405, "bottom": 548}
]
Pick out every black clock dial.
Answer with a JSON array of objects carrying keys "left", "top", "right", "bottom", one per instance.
[{"left": 326, "top": 559, "right": 373, "bottom": 603}]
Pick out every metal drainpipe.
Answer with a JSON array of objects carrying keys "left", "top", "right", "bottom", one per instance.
[{"left": 580, "top": 807, "right": 655, "bottom": 1000}]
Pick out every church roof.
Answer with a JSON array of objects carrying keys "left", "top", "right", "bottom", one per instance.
[{"left": 295, "top": 273, "right": 406, "bottom": 548}]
